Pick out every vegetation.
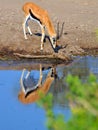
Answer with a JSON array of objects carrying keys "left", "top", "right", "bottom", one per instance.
[{"left": 37, "top": 74, "right": 98, "bottom": 130}]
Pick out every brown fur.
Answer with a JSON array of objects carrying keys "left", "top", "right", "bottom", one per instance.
[
  {"left": 18, "top": 77, "right": 54, "bottom": 104},
  {"left": 22, "top": 2, "right": 56, "bottom": 37}
]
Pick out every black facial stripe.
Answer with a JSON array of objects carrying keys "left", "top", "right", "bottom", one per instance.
[
  {"left": 29, "top": 9, "right": 42, "bottom": 24},
  {"left": 25, "top": 86, "right": 39, "bottom": 98}
]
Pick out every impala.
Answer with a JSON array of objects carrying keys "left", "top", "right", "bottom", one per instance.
[
  {"left": 22, "top": 2, "right": 64, "bottom": 50},
  {"left": 18, "top": 65, "right": 57, "bottom": 104}
]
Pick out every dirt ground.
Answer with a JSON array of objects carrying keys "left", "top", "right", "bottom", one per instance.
[{"left": 0, "top": 0, "right": 98, "bottom": 61}]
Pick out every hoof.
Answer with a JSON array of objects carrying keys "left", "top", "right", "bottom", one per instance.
[
  {"left": 40, "top": 43, "right": 44, "bottom": 51},
  {"left": 25, "top": 37, "right": 28, "bottom": 40},
  {"left": 40, "top": 49, "right": 43, "bottom": 52},
  {"left": 40, "top": 46, "right": 43, "bottom": 51},
  {"left": 30, "top": 33, "right": 33, "bottom": 36}
]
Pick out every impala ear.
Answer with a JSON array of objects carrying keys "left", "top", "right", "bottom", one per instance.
[{"left": 56, "top": 22, "right": 65, "bottom": 40}]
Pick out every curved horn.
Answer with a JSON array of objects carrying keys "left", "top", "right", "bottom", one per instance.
[
  {"left": 59, "top": 22, "right": 65, "bottom": 39},
  {"left": 56, "top": 22, "right": 60, "bottom": 40}
]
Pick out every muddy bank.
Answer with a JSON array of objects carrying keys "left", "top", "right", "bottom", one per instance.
[
  {"left": 0, "top": 59, "right": 69, "bottom": 70},
  {"left": 0, "top": 0, "right": 98, "bottom": 61}
]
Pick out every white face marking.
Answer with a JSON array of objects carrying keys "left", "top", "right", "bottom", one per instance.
[{"left": 50, "top": 37, "right": 56, "bottom": 49}]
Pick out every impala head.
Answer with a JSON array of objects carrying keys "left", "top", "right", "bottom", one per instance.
[
  {"left": 50, "top": 35, "right": 57, "bottom": 49},
  {"left": 50, "top": 22, "right": 65, "bottom": 49}
]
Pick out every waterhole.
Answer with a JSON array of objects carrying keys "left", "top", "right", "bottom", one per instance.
[{"left": 0, "top": 55, "right": 98, "bottom": 130}]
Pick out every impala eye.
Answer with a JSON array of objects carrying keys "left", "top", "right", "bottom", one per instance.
[{"left": 53, "top": 38, "right": 56, "bottom": 42}]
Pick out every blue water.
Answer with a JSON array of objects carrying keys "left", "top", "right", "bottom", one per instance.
[
  {"left": 0, "top": 70, "right": 47, "bottom": 130},
  {"left": 0, "top": 55, "right": 98, "bottom": 130}
]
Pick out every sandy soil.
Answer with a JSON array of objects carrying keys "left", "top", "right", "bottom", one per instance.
[{"left": 0, "top": 0, "right": 98, "bottom": 60}]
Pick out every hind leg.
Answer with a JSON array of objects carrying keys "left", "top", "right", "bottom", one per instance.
[
  {"left": 20, "top": 69, "right": 26, "bottom": 94},
  {"left": 22, "top": 18, "right": 28, "bottom": 39},
  {"left": 22, "top": 15, "right": 32, "bottom": 39},
  {"left": 27, "top": 25, "right": 32, "bottom": 36},
  {"left": 27, "top": 16, "right": 32, "bottom": 36},
  {"left": 40, "top": 25, "right": 45, "bottom": 51}
]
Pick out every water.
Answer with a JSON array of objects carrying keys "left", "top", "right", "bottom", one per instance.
[{"left": 0, "top": 55, "right": 98, "bottom": 130}]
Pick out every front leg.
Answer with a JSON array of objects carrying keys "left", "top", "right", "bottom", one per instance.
[
  {"left": 37, "top": 64, "right": 43, "bottom": 86},
  {"left": 41, "top": 42, "right": 44, "bottom": 51},
  {"left": 40, "top": 25, "right": 45, "bottom": 51},
  {"left": 22, "top": 22, "right": 28, "bottom": 39}
]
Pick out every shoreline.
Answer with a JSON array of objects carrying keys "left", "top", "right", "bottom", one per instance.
[{"left": 0, "top": 0, "right": 98, "bottom": 61}]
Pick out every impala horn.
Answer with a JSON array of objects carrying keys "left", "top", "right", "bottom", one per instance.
[{"left": 56, "top": 22, "right": 65, "bottom": 40}]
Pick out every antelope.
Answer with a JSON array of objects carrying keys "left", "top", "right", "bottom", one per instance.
[
  {"left": 22, "top": 2, "right": 64, "bottom": 51},
  {"left": 18, "top": 65, "right": 57, "bottom": 104}
]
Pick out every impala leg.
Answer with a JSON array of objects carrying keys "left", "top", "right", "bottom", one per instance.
[
  {"left": 23, "top": 15, "right": 32, "bottom": 39},
  {"left": 37, "top": 64, "right": 43, "bottom": 86},
  {"left": 25, "top": 71, "right": 30, "bottom": 79},
  {"left": 26, "top": 16, "right": 32, "bottom": 36},
  {"left": 40, "top": 25, "right": 45, "bottom": 51},
  {"left": 27, "top": 26, "right": 32, "bottom": 36},
  {"left": 22, "top": 18, "right": 28, "bottom": 39},
  {"left": 39, "top": 64, "right": 43, "bottom": 82},
  {"left": 20, "top": 69, "right": 26, "bottom": 94}
]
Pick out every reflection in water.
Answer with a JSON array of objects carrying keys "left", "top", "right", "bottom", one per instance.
[
  {"left": 0, "top": 56, "right": 98, "bottom": 130},
  {"left": 18, "top": 64, "right": 57, "bottom": 104}
]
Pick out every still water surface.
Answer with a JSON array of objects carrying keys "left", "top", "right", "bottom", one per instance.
[{"left": 0, "top": 56, "right": 98, "bottom": 130}]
